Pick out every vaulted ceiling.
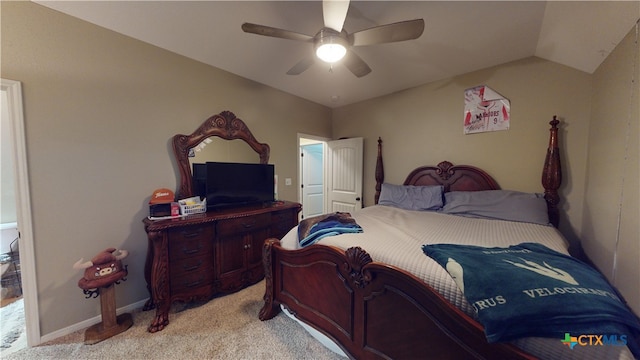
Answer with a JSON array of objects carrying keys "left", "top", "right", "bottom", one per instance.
[{"left": 35, "top": 1, "right": 640, "bottom": 108}]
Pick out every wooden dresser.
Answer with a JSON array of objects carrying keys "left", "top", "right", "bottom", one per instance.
[{"left": 142, "top": 200, "right": 301, "bottom": 332}]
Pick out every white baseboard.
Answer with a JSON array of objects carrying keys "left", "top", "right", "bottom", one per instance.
[{"left": 38, "top": 298, "right": 148, "bottom": 344}]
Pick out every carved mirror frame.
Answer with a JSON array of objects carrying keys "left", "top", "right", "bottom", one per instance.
[{"left": 173, "top": 110, "right": 270, "bottom": 200}]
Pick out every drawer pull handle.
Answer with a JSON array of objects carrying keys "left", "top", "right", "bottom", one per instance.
[
  {"left": 183, "top": 261, "right": 202, "bottom": 272},
  {"left": 243, "top": 221, "right": 256, "bottom": 228},
  {"left": 243, "top": 244, "right": 251, "bottom": 250},
  {"left": 181, "top": 231, "right": 202, "bottom": 238},
  {"left": 184, "top": 277, "right": 204, "bottom": 288},
  {"left": 182, "top": 244, "right": 202, "bottom": 255}
]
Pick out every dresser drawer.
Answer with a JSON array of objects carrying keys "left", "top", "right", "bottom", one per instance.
[
  {"left": 169, "top": 254, "right": 214, "bottom": 279},
  {"left": 170, "top": 255, "right": 214, "bottom": 292},
  {"left": 170, "top": 266, "right": 214, "bottom": 293},
  {"left": 271, "top": 210, "right": 297, "bottom": 238},
  {"left": 168, "top": 225, "right": 214, "bottom": 261},
  {"left": 271, "top": 210, "right": 293, "bottom": 223},
  {"left": 216, "top": 213, "right": 270, "bottom": 236}
]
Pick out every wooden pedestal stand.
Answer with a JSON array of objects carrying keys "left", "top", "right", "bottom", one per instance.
[{"left": 84, "top": 284, "right": 133, "bottom": 345}]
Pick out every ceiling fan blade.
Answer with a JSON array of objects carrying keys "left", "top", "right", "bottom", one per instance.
[
  {"left": 323, "top": 0, "right": 350, "bottom": 32},
  {"left": 242, "top": 23, "right": 313, "bottom": 42},
  {"left": 349, "top": 19, "right": 425, "bottom": 46},
  {"left": 343, "top": 50, "right": 371, "bottom": 78},
  {"left": 287, "top": 56, "right": 316, "bottom": 75}
]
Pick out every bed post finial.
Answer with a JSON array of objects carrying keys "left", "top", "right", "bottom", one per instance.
[
  {"left": 375, "top": 137, "right": 384, "bottom": 205},
  {"left": 542, "top": 116, "right": 561, "bottom": 227}
]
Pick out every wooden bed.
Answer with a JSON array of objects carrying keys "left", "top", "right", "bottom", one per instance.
[{"left": 259, "top": 118, "right": 563, "bottom": 359}]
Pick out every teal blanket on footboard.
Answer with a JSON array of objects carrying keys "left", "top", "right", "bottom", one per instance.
[{"left": 422, "top": 242, "right": 640, "bottom": 356}]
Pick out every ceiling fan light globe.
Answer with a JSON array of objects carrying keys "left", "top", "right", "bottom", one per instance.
[{"left": 316, "top": 43, "right": 347, "bottom": 63}]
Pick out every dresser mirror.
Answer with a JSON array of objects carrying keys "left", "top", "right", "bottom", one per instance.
[
  {"left": 173, "top": 110, "right": 270, "bottom": 200},
  {"left": 188, "top": 138, "right": 260, "bottom": 166}
]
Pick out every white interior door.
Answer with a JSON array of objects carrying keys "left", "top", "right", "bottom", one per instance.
[
  {"left": 326, "top": 137, "right": 363, "bottom": 213},
  {"left": 301, "top": 143, "right": 324, "bottom": 218}
]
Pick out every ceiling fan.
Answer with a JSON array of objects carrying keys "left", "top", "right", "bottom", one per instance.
[{"left": 241, "top": 0, "right": 425, "bottom": 78}]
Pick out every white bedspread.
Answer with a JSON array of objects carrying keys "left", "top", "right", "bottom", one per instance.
[{"left": 280, "top": 205, "right": 634, "bottom": 360}]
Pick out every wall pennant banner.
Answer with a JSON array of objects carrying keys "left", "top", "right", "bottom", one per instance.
[{"left": 464, "top": 85, "right": 510, "bottom": 134}]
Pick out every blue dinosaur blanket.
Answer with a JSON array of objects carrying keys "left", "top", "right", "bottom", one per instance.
[
  {"left": 422, "top": 242, "right": 640, "bottom": 355},
  {"left": 298, "top": 212, "right": 362, "bottom": 248}
]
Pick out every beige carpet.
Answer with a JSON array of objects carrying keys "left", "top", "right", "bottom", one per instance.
[{"left": 3, "top": 281, "right": 345, "bottom": 360}]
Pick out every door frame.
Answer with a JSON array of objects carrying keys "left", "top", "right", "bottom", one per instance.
[{"left": 1, "top": 79, "right": 40, "bottom": 346}]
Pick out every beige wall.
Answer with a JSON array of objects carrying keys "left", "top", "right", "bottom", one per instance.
[
  {"left": 584, "top": 26, "right": 639, "bottom": 314},
  {"left": 1, "top": 2, "right": 331, "bottom": 336},
  {"left": 333, "top": 57, "right": 592, "bottom": 248}
]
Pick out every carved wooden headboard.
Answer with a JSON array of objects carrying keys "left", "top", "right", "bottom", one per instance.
[
  {"left": 374, "top": 117, "right": 562, "bottom": 227},
  {"left": 403, "top": 161, "right": 500, "bottom": 192}
]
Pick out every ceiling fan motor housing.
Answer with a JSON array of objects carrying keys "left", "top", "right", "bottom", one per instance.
[{"left": 315, "top": 28, "right": 349, "bottom": 63}]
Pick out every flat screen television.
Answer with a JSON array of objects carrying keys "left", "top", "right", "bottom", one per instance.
[{"left": 193, "top": 162, "right": 275, "bottom": 210}]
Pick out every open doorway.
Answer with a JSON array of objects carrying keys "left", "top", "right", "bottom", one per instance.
[
  {"left": 298, "top": 134, "right": 364, "bottom": 218},
  {"left": 1, "top": 85, "right": 21, "bottom": 305},
  {"left": 298, "top": 134, "right": 328, "bottom": 219},
  {"left": 1, "top": 79, "right": 39, "bottom": 354}
]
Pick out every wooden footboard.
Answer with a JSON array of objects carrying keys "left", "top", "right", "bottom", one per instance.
[{"left": 260, "top": 239, "right": 536, "bottom": 360}]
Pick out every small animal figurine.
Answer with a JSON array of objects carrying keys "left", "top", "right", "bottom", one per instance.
[
  {"left": 72, "top": 247, "right": 132, "bottom": 344},
  {"left": 73, "top": 248, "right": 128, "bottom": 291}
]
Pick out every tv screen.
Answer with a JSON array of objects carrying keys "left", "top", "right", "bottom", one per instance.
[{"left": 193, "top": 162, "right": 275, "bottom": 209}]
